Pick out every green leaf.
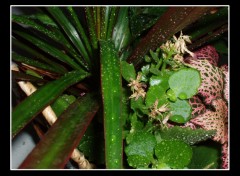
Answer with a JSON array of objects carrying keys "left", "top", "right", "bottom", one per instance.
[
  {"left": 155, "top": 139, "right": 192, "bottom": 169},
  {"left": 130, "top": 97, "right": 149, "bottom": 117},
  {"left": 51, "top": 94, "right": 76, "bottom": 117},
  {"left": 149, "top": 49, "right": 159, "bottom": 63},
  {"left": 160, "top": 126, "right": 216, "bottom": 145},
  {"left": 140, "top": 65, "right": 150, "bottom": 82},
  {"left": 106, "top": 7, "right": 118, "bottom": 39},
  {"left": 126, "top": 113, "right": 144, "bottom": 144},
  {"left": 12, "top": 38, "right": 66, "bottom": 74},
  {"left": 168, "top": 68, "right": 201, "bottom": 99},
  {"left": 125, "top": 131, "right": 156, "bottom": 168},
  {"left": 12, "top": 70, "right": 90, "bottom": 137},
  {"left": 169, "top": 99, "right": 192, "bottom": 124},
  {"left": 149, "top": 71, "right": 172, "bottom": 89},
  {"left": 13, "top": 13, "right": 85, "bottom": 65},
  {"left": 67, "top": 7, "right": 93, "bottom": 58},
  {"left": 47, "top": 7, "right": 91, "bottom": 68},
  {"left": 13, "top": 30, "right": 83, "bottom": 70},
  {"left": 12, "top": 14, "right": 57, "bottom": 39},
  {"left": 166, "top": 89, "right": 177, "bottom": 102},
  {"left": 25, "top": 70, "right": 42, "bottom": 79},
  {"left": 188, "top": 142, "right": 221, "bottom": 169},
  {"left": 100, "top": 40, "right": 123, "bottom": 169},
  {"left": 19, "top": 93, "right": 99, "bottom": 169},
  {"left": 12, "top": 52, "right": 60, "bottom": 74},
  {"left": 112, "top": 7, "right": 131, "bottom": 52},
  {"left": 145, "top": 85, "right": 168, "bottom": 108},
  {"left": 100, "top": 7, "right": 110, "bottom": 40},
  {"left": 29, "top": 12, "right": 58, "bottom": 28},
  {"left": 85, "top": 7, "right": 98, "bottom": 50},
  {"left": 121, "top": 61, "right": 136, "bottom": 82}
]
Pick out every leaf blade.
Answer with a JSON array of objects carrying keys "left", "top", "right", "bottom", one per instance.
[
  {"left": 12, "top": 70, "right": 90, "bottom": 137},
  {"left": 100, "top": 40, "right": 123, "bottom": 168},
  {"left": 19, "top": 93, "right": 99, "bottom": 169},
  {"left": 47, "top": 7, "right": 91, "bottom": 68}
]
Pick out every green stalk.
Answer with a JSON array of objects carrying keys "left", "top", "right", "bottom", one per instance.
[{"left": 100, "top": 40, "right": 123, "bottom": 169}]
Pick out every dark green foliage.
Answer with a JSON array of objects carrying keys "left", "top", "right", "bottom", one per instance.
[{"left": 160, "top": 126, "right": 216, "bottom": 145}]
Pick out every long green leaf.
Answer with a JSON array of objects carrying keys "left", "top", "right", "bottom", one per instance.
[
  {"left": 67, "top": 7, "right": 93, "bottom": 57},
  {"left": 127, "top": 7, "right": 214, "bottom": 67},
  {"left": 100, "top": 40, "right": 123, "bottom": 169},
  {"left": 12, "top": 37, "right": 67, "bottom": 74},
  {"left": 12, "top": 52, "right": 60, "bottom": 73},
  {"left": 13, "top": 30, "right": 83, "bottom": 70},
  {"left": 106, "top": 7, "right": 118, "bottom": 39},
  {"left": 12, "top": 14, "right": 64, "bottom": 45},
  {"left": 19, "top": 93, "right": 99, "bottom": 169},
  {"left": 112, "top": 7, "right": 131, "bottom": 52},
  {"left": 13, "top": 12, "right": 90, "bottom": 69},
  {"left": 85, "top": 7, "right": 98, "bottom": 50},
  {"left": 47, "top": 7, "right": 91, "bottom": 69},
  {"left": 12, "top": 70, "right": 90, "bottom": 137},
  {"left": 100, "top": 7, "right": 110, "bottom": 40}
]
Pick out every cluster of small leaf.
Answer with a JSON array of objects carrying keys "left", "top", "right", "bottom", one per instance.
[{"left": 121, "top": 42, "right": 218, "bottom": 169}]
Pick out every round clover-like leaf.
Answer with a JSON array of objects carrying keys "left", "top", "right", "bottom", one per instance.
[
  {"left": 149, "top": 74, "right": 169, "bottom": 90},
  {"left": 155, "top": 140, "right": 193, "bottom": 169},
  {"left": 169, "top": 99, "right": 192, "bottom": 124},
  {"left": 145, "top": 85, "right": 168, "bottom": 108},
  {"left": 125, "top": 131, "right": 156, "bottom": 168},
  {"left": 168, "top": 68, "right": 201, "bottom": 99}
]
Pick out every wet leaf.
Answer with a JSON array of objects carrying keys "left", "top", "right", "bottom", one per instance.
[
  {"left": 160, "top": 126, "right": 216, "bottom": 145},
  {"left": 125, "top": 131, "right": 156, "bottom": 168},
  {"left": 169, "top": 99, "right": 192, "bottom": 124},
  {"left": 145, "top": 85, "right": 168, "bottom": 108},
  {"left": 100, "top": 40, "right": 123, "bottom": 168},
  {"left": 51, "top": 94, "right": 76, "bottom": 117},
  {"left": 12, "top": 70, "right": 90, "bottom": 137},
  {"left": 155, "top": 139, "right": 192, "bottom": 169},
  {"left": 168, "top": 68, "right": 201, "bottom": 99},
  {"left": 19, "top": 93, "right": 99, "bottom": 169}
]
